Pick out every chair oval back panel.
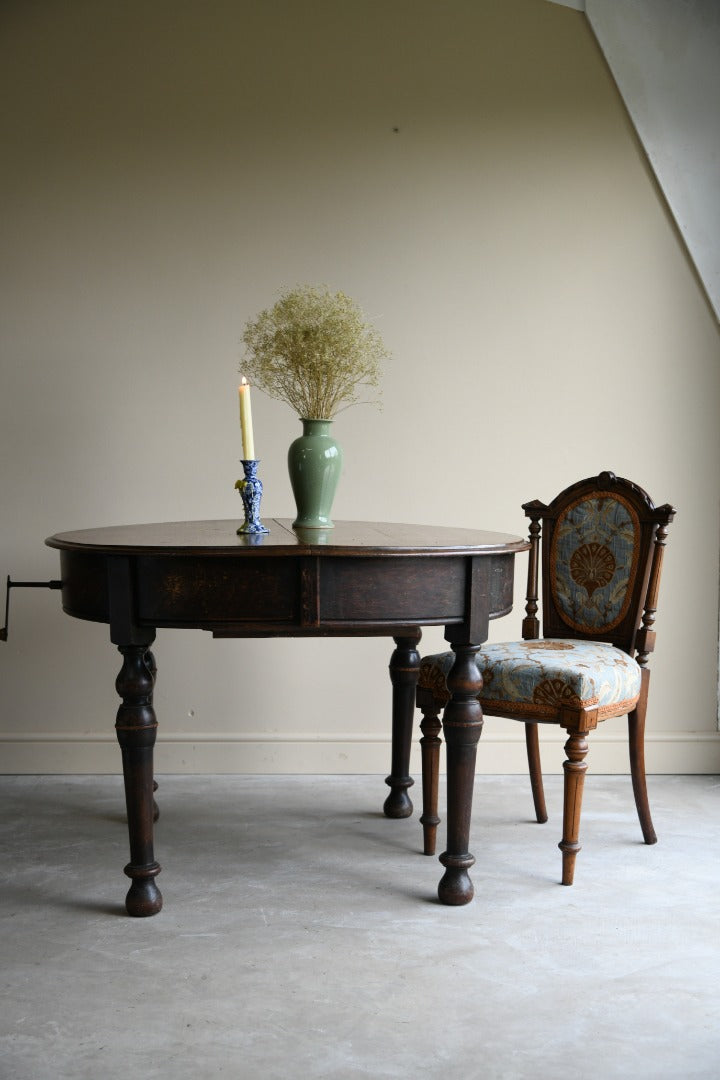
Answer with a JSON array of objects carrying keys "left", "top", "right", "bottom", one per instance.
[
  {"left": 539, "top": 475, "right": 662, "bottom": 653},
  {"left": 550, "top": 491, "right": 640, "bottom": 635}
]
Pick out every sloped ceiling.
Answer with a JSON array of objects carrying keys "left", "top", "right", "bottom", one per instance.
[{"left": 548, "top": 0, "right": 720, "bottom": 322}]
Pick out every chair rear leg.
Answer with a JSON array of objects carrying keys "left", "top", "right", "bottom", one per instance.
[
  {"left": 558, "top": 728, "right": 589, "bottom": 885},
  {"left": 418, "top": 690, "right": 443, "bottom": 856},
  {"left": 525, "top": 722, "right": 548, "bottom": 823},
  {"left": 628, "top": 689, "right": 657, "bottom": 845}
]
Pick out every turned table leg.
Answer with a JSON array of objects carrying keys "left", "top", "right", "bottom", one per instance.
[
  {"left": 438, "top": 643, "right": 483, "bottom": 906},
  {"left": 144, "top": 649, "right": 160, "bottom": 822},
  {"left": 383, "top": 632, "right": 421, "bottom": 819},
  {"left": 115, "top": 643, "right": 162, "bottom": 917}
]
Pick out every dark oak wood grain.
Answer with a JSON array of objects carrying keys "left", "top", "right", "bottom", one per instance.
[
  {"left": 48, "top": 518, "right": 526, "bottom": 554},
  {"left": 47, "top": 519, "right": 527, "bottom": 913}
]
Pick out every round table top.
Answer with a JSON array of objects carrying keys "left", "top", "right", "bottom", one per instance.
[{"left": 47, "top": 519, "right": 528, "bottom": 557}]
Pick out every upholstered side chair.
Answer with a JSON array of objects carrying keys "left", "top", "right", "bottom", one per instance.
[{"left": 416, "top": 471, "right": 676, "bottom": 885}]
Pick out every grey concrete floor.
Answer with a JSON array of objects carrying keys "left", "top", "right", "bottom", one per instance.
[{"left": 1, "top": 773, "right": 718, "bottom": 1080}]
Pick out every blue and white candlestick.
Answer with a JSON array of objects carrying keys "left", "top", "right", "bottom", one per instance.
[{"left": 235, "top": 460, "right": 269, "bottom": 535}]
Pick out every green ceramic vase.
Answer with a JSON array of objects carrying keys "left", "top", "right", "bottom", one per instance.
[{"left": 288, "top": 418, "right": 343, "bottom": 529}]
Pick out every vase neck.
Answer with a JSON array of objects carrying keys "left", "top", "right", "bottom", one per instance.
[{"left": 300, "top": 418, "right": 333, "bottom": 436}]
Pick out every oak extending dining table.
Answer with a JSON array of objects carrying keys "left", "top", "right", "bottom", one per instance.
[{"left": 46, "top": 518, "right": 528, "bottom": 915}]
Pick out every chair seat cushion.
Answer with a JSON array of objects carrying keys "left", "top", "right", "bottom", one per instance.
[{"left": 418, "top": 639, "right": 642, "bottom": 721}]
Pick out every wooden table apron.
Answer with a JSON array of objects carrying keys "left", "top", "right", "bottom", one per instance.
[{"left": 46, "top": 519, "right": 528, "bottom": 915}]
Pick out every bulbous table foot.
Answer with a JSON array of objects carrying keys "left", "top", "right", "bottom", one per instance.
[
  {"left": 125, "top": 862, "right": 163, "bottom": 917},
  {"left": 438, "top": 853, "right": 475, "bottom": 906},
  {"left": 383, "top": 781, "right": 414, "bottom": 819}
]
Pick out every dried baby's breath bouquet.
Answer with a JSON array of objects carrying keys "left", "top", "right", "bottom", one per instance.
[{"left": 241, "top": 285, "right": 387, "bottom": 420}]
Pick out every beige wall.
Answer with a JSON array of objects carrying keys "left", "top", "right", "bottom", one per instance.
[{"left": 1, "top": 0, "right": 718, "bottom": 775}]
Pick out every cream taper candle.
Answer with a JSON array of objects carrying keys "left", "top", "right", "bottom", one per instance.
[{"left": 238, "top": 377, "right": 255, "bottom": 460}]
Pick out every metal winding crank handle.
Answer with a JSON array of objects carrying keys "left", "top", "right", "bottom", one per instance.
[{"left": 0, "top": 576, "right": 62, "bottom": 641}]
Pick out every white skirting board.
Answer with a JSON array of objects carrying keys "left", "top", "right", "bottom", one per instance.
[{"left": 2, "top": 730, "right": 719, "bottom": 775}]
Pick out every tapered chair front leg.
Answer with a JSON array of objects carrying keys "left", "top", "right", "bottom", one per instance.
[
  {"left": 558, "top": 728, "right": 589, "bottom": 886},
  {"left": 384, "top": 632, "right": 421, "bottom": 819},
  {"left": 525, "top": 722, "right": 548, "bottom": 824},
  {"left": 628, "top": 677, "right": 657, "bottom": 845},
  {"left": 417, "top": 689, "right": 443, "bottom": 856},
  {"left": 116, "top": 643, "right": 162, "bottom": 917},
  {"left": 438, "top": 644, "right": 483, "bottom": 906}
]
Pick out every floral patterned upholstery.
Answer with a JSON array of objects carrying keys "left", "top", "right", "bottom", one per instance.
[
  {"left": 551, "top": 493, "right": 640, "bottom": 634},
  {"left": 418, "top": 639, "right": 642, "bottom": 722},
  {"left": 415, "top": 473, "right": 676, "bottom": 886}
]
